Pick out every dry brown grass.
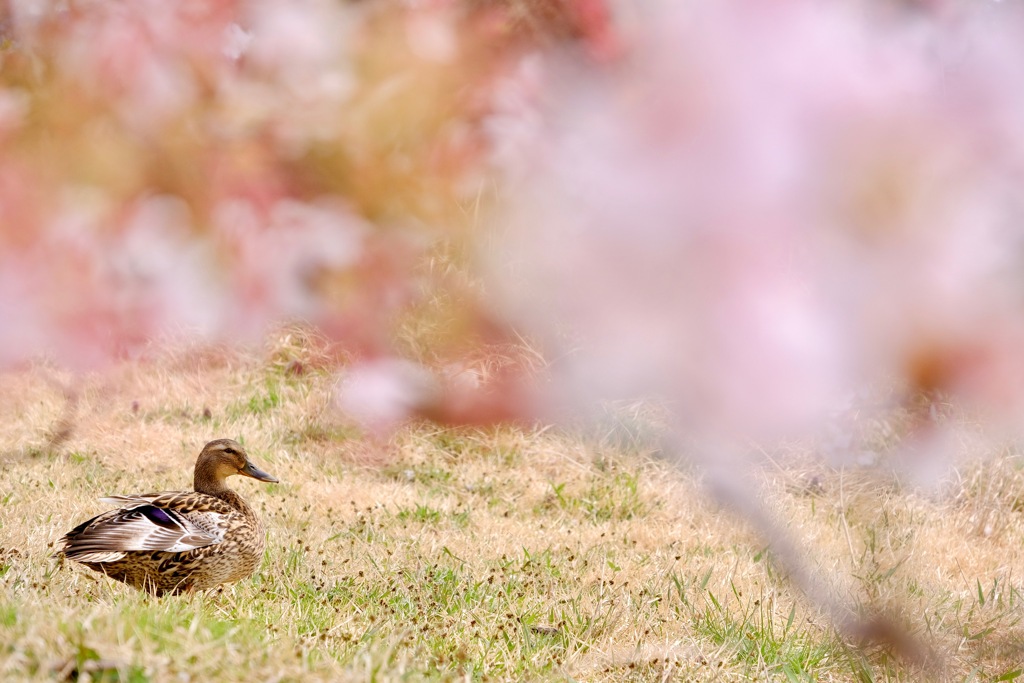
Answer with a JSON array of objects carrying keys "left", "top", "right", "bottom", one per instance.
[{"left": 1, "top": 332, "right": 1023, "bottom": 681}]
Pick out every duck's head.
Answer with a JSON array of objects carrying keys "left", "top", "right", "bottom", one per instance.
[{"left": 194, "top": 439, "right": 279, "bottom": 493}]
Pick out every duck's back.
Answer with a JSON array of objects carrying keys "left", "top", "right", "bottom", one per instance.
[{"left": 60, "top": 490, "right": 267, "bottom": 596}]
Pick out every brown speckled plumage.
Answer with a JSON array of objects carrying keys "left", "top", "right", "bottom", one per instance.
[{"left": 56, "top": 439, "right": 278, "bottom": 596}]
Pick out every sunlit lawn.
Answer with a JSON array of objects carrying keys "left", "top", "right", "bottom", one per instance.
[{"left": 1, "top": 335, "right": 1022, "bottom": 681}]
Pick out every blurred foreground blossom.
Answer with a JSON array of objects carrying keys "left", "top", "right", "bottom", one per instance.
[
  {"left": 0, "top": 0, "right": 528, "bottom": 369},
  {"left": 335, "top": 357, "right": 438, "bottom": 433},
  {"left": 6, "top": 0, "right": 1023, "bottom": 449},
  {"left": 486, "top": 0, "right": 1024, "bottom": 454}
]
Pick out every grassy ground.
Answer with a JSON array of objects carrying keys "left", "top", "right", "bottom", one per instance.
[{"left": 1, "top": 333, "right": 1023, "bottom": 681}]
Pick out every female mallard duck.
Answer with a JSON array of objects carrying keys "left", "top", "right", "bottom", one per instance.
[{"left": 56, "top": 439, "right": 278, "bottom": 596}]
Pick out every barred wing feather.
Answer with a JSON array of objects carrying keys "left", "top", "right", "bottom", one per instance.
[{"left": 58, "top": 495, "right": 226, "bottom": 563}]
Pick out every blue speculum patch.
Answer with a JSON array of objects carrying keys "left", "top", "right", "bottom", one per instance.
[{"left": 141, "top": 506, "right": 177, "bottom": 528}]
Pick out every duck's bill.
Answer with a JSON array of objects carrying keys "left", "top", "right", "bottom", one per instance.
[{"left": 241, "top": 461, "right": 279, "bottom": 483}]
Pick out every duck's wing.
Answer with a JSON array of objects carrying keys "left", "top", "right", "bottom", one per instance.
[{"left": 57, "top": 493, "right": 229, "bottom": 563}]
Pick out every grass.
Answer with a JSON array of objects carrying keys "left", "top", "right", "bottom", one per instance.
[{"left": 1, "top": 334, "right": 1023, "bottom": 681}]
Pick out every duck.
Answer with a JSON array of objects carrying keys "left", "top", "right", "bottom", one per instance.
[{"left": 56, "top": 438, "right": 278, "bottom": 596}]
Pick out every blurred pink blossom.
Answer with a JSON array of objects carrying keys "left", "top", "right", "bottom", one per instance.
[
  {"left": 214, "top": 198, "right": 368, "bottom": 340},
  {"left": 483, "top": 0, "right": 1024, "bottom": 453},
  {"left": 335, "top": 358, "right": 438, "bottom": 432},
  {"left": 0, "top": 0, "right": 505, "bottom": 369}
]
